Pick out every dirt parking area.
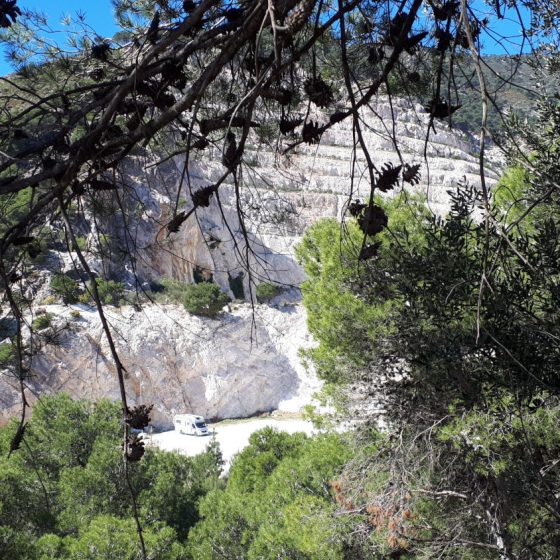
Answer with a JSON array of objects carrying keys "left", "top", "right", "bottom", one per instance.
[{"left": 148, "top": 417, "right": 315, "bottom": 471}]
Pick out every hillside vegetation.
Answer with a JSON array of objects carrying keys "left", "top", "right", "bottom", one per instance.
[
  {"left": 452, "top": 54, "right": 555, "bottom": 133},
  {"left": 0, "top": 393, "right": 353, "bottom": 559}
]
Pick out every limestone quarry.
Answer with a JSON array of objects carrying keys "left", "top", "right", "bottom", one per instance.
[{"left": 0, "top": 97, "right": 502, "bottom": 427}]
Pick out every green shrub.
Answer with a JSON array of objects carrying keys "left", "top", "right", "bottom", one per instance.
[
  {"left": 0, "top": 393, "right": 221, "bottom": 558},
  {"left": 183, "top": 282, "right": 230, "bottom": 317},
  {"left": 255, "top": 123, "right": 278, "bottom": 145},
  {"left": 189, "top": 430, "right": 351, "bottom": 559},
  {"left": 32, "top": 313, "right": 53, "bottom": 331},
  {"left": 50, "top": 274, "right": 80, "bottom": 304},
  {"left": 0, "top": 342, "right": 15, "bottom": 368},
  {"left": 28, "top": 237, "right": 49, "bottom": 263},
  {"left": 69, "top": 310, "right": 81, "bottom": 319},
  {"left": 78, "top": 293, "right": 91, "bottom": 304},
  {"left": 150, "top": 278, "right": 190, "bottom": 304},
  {"left": 75, "top": 236, "right": 88, "bottom": 252},
  {"left": 0, "top": 187, "right": 32, "bottom": 237},
  {"left": 91, "top": 279, "right": 125, "bottom": 307},
  {"left": 98, "top": 233, "right": 112, "bottom": 254},
  {"left": 256, "top": 282, "right": 281, "bottom": 302}
]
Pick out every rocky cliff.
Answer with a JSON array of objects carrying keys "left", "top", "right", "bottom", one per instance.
[
  {"left": 1, "top": 297, "right": 321, "bottom": 428},
  {"left": 0, "top": 97, "right": 502, "bottom": 425},
  {"left": 136, "top": 97, "right": 501, "bottom": 294}
]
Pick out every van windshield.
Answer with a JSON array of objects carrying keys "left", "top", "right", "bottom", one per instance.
[{"left": 195, "top": 422, "right": 206, "bottom": 429}]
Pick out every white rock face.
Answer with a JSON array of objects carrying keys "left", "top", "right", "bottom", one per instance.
[
  {"left": 135, "top": 97, "right": 501, "bottom": 297},
  {"left": 1, "top": 98, "right": 502, "bottom": 424},
  {"left": 0, "top": 300, "right": 320, "bottom": 427}
]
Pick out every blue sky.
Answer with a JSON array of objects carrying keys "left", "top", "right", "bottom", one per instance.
[
  {"left": 0, "top": 1, "right": 534, "bottom": 76},
  {"left": 0, "top": 0, "right": 119, "bottom": 75},
  {"left": 20, "top": 0, "right": 117, "bottom": 35}
]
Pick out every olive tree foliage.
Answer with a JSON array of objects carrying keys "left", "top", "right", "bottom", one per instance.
[
  {"left": 296, "top": 112, "right": 560, "bottom": 558},
  {"left": 0, "top": 0, "right": 557, "bottom": 554}
]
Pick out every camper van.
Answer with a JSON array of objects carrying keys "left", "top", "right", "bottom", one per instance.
[{"left": 173, "top": 414, "right": 209, "bottom": 436}]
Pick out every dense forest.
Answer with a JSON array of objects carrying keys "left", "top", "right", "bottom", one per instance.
[
  {"left": 0, "top": 393, "right": 352, "bottom": 559},
  {"left": 1, "top": 0, "right": 560, "bottom": 558}
]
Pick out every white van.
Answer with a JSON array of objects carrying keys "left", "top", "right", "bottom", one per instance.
[{"left": 173, "top": 414, "right": 209, "bottom": 436}]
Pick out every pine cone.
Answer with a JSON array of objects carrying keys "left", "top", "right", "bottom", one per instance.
[
  {"left": 192, "top": 185, "right": 215, "bottom": 208},
  {"left": 407, "top": 71, "right": 421, "bottom": 83},
  {"left": 0, "top": 1, "right": 21, "bottom": 28},
  {"left": 89, "top": 179, "right": 117, "bottom": 191},
  {"left": 348, "top": 200, "right": 366, "bottom": 217},
  {"left": 304, "top": 77, "right": 334, "bottom": 108},
  {"left": 376, "top": 163, "right": 402, "bottom": 192},
  {"left": 126, "top": 404, "right": 153, "bottom": 430},
  {"left": 191, "top": 137, "right": 209, "bottom": 150},
  {"left": 302, "top": 121, "right": 321, "bottom": 144},
  {"left": 368, "top": 46, "right": 384, "bottom": 65},
  {"left": 280, "top": 116, "right": 303, "bottom": 135},
  {"left": 222, "top": 132, "right": 237, "bottom": 169},
  {"left": 431, "top": 1, "right": 459, "bottom": 21},
  {"left": 153, "top": 91, "right": 176, "bottom": 110},
  {"left": 330, "top": 111, "right": 346, "bottom": 125},
  {"left": 91, "top": 43, "right": 111, "bottom": 62},
  {"left": 358, "top": 205, "right": 388, "bottom": 236},
  {"left": 125, "top": 434, "right": 145, "bottom": 462},
  {"left": 167, "top": 211, "right": 188, "bottom": 234},
  {"left": 147, "top": 11, "right": 160, "bottom": 45},
  {"left": 12, "top": 236, "right": 35, "bottom": 246},
  {"left": 9, "top": 422, "right": 26, "bottom": 455},
  {"left": 161, "top": 61, "right": 184, "bottom": 83},
  {"left": 403, "top": 163, "right": 421, "bottom": 185},
  {"left": 285, "top": 0, "right": 315, "bottom": 35},
  {"left": 359, "top": 242, "right": 382, "bottom": 261},
  {"left": 261, "top": 87, "right": 293, "bottom": 106},
  {"left": 89, "top": 68, "right": 105, "bottom": 81},
  {"left": 425, "top": 98, "right": 461, "bottom": 119},
  {"left": 192, "top": 137, "right": 210, "bottom": 150},
  {"left": 434, "top": 27, "right": 453, "bottom": 52}
]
